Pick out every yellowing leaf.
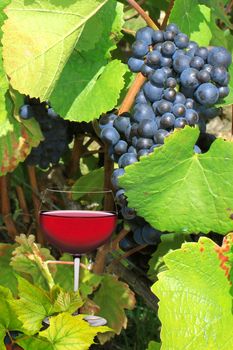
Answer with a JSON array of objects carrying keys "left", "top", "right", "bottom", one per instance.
[{"left": 39, "top": 313, "right": 110, "bottom": 350}]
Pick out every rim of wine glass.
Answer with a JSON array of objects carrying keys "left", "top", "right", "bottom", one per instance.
[{"left": 40, "top": 187, "right": 118, "bottom": 214}]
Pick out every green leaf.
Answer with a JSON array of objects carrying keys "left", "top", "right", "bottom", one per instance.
[
  {"left": 50, "top": 0, "right": 127, "bottom": 122},
  {"left": 0, "top": 286, "right": 22, "bottom": 332},
  {"left": 0, "top": 0, "right": 10, "bottom": 42},
  {"left": 152, "top": 236, "right": 233, "bottom": 349},
  {"left": 79, "top": 260, "right": 103, "bottom": 299},
  {"left": 93, "top": 274, "right": 135, "bottom": 334},
  {"left": 146, "top": 341, "right": 161, "bottom": 350},
  {"left": 120, "top": 126, "right": 233, "bottom": 234},
  {"left": 39, "top": 313, "right": 110, "bottom": 350},
  {"left": 17, "top": 336, "right": 53, "bottom": 350},
  {"left": 2, "top": 0, "right": 109, "bottom": 100},
  {"left": 147, "top": 234, "right": 189, "bottom": 281},
  {"left": 12, "top": 276, "right": 53, "bottom": 335},
  {"left": 11, "top": 234, "right": 55, "bottom": 290},
  {"left": 51, "top": 286, "right": 83, "bottom": 314},
  {"left": 200, "top": 0, "right": 233, "bottom": 29},
  {"left": 169, "top": 2, "right": 212, "bottom": 46},
  {"left": 0, "top": 244, "right": 18, "bottom": 296},
  {"left": 54, "top": 253, "right": 74, "bottom": 291}
]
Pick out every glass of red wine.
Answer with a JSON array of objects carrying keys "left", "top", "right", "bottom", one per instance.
[{"left": 39, "top": 188, "right": 117, "bottom": 326}]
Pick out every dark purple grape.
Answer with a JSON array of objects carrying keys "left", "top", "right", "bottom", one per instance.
[
  {"left": 136, "top": 26, "right": 154, "bottom": 45},
  {"left": 180, "top": 68, "right": 199, "bottom": 88},
  {"left": 218, "top": 86, "right": 230, "bottom": 98},
  {"left": 133, "top": 227, "right": 147, "bottom": 245},
  {"left": 132, "top": 40, "right": 149, "bottom": 58},
  {"left": 133, "top": 103, "right": 155, "bottom": 122},
  {"left": 141, "top": 224, "right": 161, "bottom": 244},
  {"left": 138, "top": 149, "right": 149, "bottom": 157},
  {"left": 128, "top": 57, "right": 144, "bottom": 72},
  {"left": 190, "top": 56, "right": 204, "bottom": 70},
  {"left": 185, "top": 109, "right": 199, "bottom": 125},
  {"left": 174, "top": 117, "right": 188, "bottom": 128},
  {"left": 149, "top": 144, "right": 162, "bottom": 152},
  {"left": 156, "top": 99, "right": 173, "bottom": 114},
  {"left": 174, "top": 92, "right": 186, "bottom": 105},
  {"left": 166, "top": 77, "right": 177, "bottom": 88},
  {"left": 114, "top": 116, "right": 130, "bottom": 133},
  {"left": 187, "top": 41, "right": 198, "bottom": 51},
  {"left": 141, "top": 64, "right": 154, "bottom": 77},
  {"left": 174, "top": 33, "right": 189, "bottom": 48},
  {"left": 163, "top": 88, "right": 176, "bottom": 101},
  {"left": 135, "top": 91, "right": 147, "bottom": 104},
  {"left": 100, "top": 127, "right": 120, "bottom": 145},
  {"left": 128, "top": 145, "right": 137, "bottom": 154},
  {"left": 152, "top": 30, "right": 164, "bottom": 43},
  {"left": 111, "top": 168, "right": 125, "bottom": 190},
  {"left": 136, "top": 137, "right": 153, "bottom": 150},
  {"left": 185, "top": 98, "right": 195, "bottom": 109},
  {"left": 149, "top": 68, "right": 167, "bottom": 87},
  {"left": 202, "top": 64, "right": 213, "bottom": 75},
  {"left": 172, "top": 103, "right": 186, "bottom": 117},
  {"left": 99, "top": 113, "right": 117, "bottom": 129},
  {"left": 154, "top": 129, "right": 170, "bottom": 144},
  {"left": 114, "top": 140, "right": 128, "bottom": 155},
  {"left": 164, "top": 31, "right": 176, "bottom": 41},
  {"left": 197, "top": 70, "right": 211, "bottom": 83},
  {"left": 211, "top": 66, "right": 229, "bottom": 86},
  {"left": 195, "top": 83, "right": 219, "bottom": 106},
  {"left": 166, "top": 23, "right": 180, "bottom": 34},
  {"left": 130, "top": 123, "right": 139, "bottom": 137},
  {"left": 137, "top": 119, "right": 157, "bottom": 138},
  {"left": 160, "top": 112, "right": 175, "bottom": 129},
  {"left": 115, "top": 188, "right": 127, "bottom": 207},
  {"left": 160, "top": 56, "right": 172, "bottom": 67},
  {"left": 19, "top": 104, "right": 34, "bottom": 119},
  {"left": 143, "top": 82, "right": 164, "bottom": 102},
  {"left": 146, "top": 50, "right": 161, "bottom": 66},
  {"left": 118, "top": 153, "right": 138, "bottom": 168},
  {"left": 207, "top": 46, "right": 232, "bottom": 68},
  {"left": 194, "top": 145, "right": 202, "bottom": 154},
  {"left": 195, "top": 47, "right": 208, "bottom": 60},
  {"left": 173, "top": 55, "right": 191, "bottom": 73},
  {"left": 161, "top": 41, "right": 176, "bottom": 57},
  {"left": 121, "top": 207, "right": 136, "bottom": 220}
]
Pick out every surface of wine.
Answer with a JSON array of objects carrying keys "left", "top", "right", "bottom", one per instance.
[{"left": 40, "top": 210, "right": 117, "bottom": 253}]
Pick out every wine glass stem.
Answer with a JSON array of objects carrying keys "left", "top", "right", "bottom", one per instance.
[{"left": 74, "top": 256, "right": 80, "bottom": 292}]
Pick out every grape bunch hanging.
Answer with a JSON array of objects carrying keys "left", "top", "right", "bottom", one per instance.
[
  {"left": 99, "top": 23, "right": 232, "bottom": 250},
  {"left": 19, "top": 101, "right": 70, "bottom": 169}
]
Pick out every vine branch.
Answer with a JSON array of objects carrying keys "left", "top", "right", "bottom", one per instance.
[
  {"left": 126, "top": 0, "right": 158, "bottom": 29},
  {"left": 161, "top": 0, "right": 175, "bottom": 30},
  {"left": 16, "top": 186, "right": 30, "bottom": 224}
]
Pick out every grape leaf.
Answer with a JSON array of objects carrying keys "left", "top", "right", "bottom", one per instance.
[
  {"left": 11, "top": 234, "right": 56, "bottom": 290},
  {"left": 54, "top": 253, "right": 74, "bottom": 291},
  {"left": 50, "top": 0, "right": 127, "bottom": 122},
  {"left": 51, "top": 286, "right": 83, "bottom": 314},
  {"left": 120, "top": 126, "right": 233, "bottom": 234},
  {"left": 17, "top": 336, "right": 53, "bottom": 350},
  {"left": 152, "top": 235, "right": 233, "bottom": 349},
  {"left": 169, "top": 2, "right": 212, "bottom": 46},
  {"left": 200, "top": 0, "right": 233, "bottom": 29},
  {"left": 0, "top": 0, "right": 10, "bottom": 41},
  {"left": 79, "top": 260, "right": 103, "bottom": 299},
  {"left": 0, "top": 244, "right": 17, "bottom": 296},
  {"left": 0, "top": 286, "right": 22, "bottom": 332},
  {"left": 2, "top": 0, "right": 109, "bottom": 100},
  {"left": 12, "top": 276, "right": 54, "bottom": 335},
  {"left": 39, "top": 313, "right": 110, "bottom": 350},
  {"left": 147, "top": 233, "right": 189, "bottom": 281},
  {"left": 93, "top": 274, "right": 136, "bottom": 334}
]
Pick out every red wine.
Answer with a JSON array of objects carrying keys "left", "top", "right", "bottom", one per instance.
[{"left": 40, "top": 210, "right": 117, "bottom": 254}]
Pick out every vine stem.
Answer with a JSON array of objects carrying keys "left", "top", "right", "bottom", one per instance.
[
  {"left": 16, "top": 186, "right": 30, "bottom": 224},
  {"left": 161, "top": 0, "right": 175, "bottom": 30},
  {"left": 126, "top": 0, "right": 158, "bottom": 29},
  {"left": 66, "top": 135, "right": 84, "bottom": 178},
  {"left": 118, "top": 73, "right": 147, "bottom": 115},
  {"left": 27, "top": 166, "right": 44, "bottom": 244},
  {"left": 0, "top": 176, "right": 18, "bottom": 240}
]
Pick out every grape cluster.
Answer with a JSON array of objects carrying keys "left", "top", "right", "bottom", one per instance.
[
  {"left": 19, "top": 101, "right": 70, "bottom": 169},
  {"left": 99, "top": 23, "right": 231, "bottom": 250}
]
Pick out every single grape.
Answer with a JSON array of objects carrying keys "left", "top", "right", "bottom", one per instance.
[
  {"left": 166, "top": 77, "right": 177, "bottom": 88},
  {"left": 135, "top": 91, "right": 147, "bottom": 104},
  {"left": 149, "top": 68, "right": 167, "bottom": 87},
  {"left": 218, "top": 86, "right": 230, "bottom": 98},
  {"left": 160, "top": 56, "right": 172, "bottom": 67},
  {"left": 121, "top": 206, "right": 137, "bottom": 220},
  {"left": 172, "top": 49, "right": 186, "bottom": 60},
  {"left": 197, "top": 106, "right": 221, "bottom": 120},
  {"left": 173, "top": 54, "right": 191, "bottom": 73},
  {"left": 133, "top": 102, "right": 155, "bottom": 122},
  {"left": 211, "top": 66, "right": 229, "bottom": 86},
  {"left": 143, "top": 82, "right": 164, "bottom": 102},
  {"left": 202, "top": 64, "right": 213, "bottom": 75},
  {"left": 19, "top": 104, "right": 34, "bottom": 119},
  {"left": 115, "top": 188, "right": 127, "bottom": 207},
  {"left": 47, "top": 107, "right": 59, "bottom": 119},
  {"left": 156, "top": 99, "right": 173, "bottom": 114},
  {"left": 207, "top": 46, "right": 232, "bottom": 68},
  {"left": 163, "top": 88, "right": 176, "bottom": 101},
  {"left": 187, "top": 41, "right": 199, "bottom": 51},
  {"left": 114, "top": 140, "right": 128, "bottom": 155},
  {"left": 190, "top": 56, "right": 204, "bottom": 70},
  {"left": 174, "top": 117, "right": 188, "bottom": 128},
  {"left": 149, "top": 144, "right": 162, "bottom": 152},
  {"left": 100, "top": 127, "right": 120, "bottom": 145},
  {"left": 161, "top": 66, "right": 173, "bottom": 77},
  {"left": 166, "top": 23, "right": 180, "bottom": 34},
  {"left": 164, "top": 30, "right": 176, "bottom": 41},
  {"left": 180, "top": 67, "right": 199, "bottom": 88},
  {"left": 136, "top": 26, "right": 154, "bottom": 45},
  {"left": 136, "top": 137, "right": 153, "bottom": 150},
  {"left": 118, "top": 153, "right": 138, "bottom": 168},
  {"left": 174, "top": 92, "right": 186, "bottom": 105},
  {"left": 195, "top": 47, "right": 208, "bottom": 60},
  {"left": 133, "top": 227, "right": 147, "bottom": 245},
  {"left": 128, "top": 145, "right": 137, "bottom": 154},
  {"left": 130, "top": 123, "right": 139, "bottom": 137},
  {"left": 154, "top": 129, "right": 170, "bottom": 144},
  {"left": 132, "top": 136, "right": 138, "bottom": 147},
  {"left": 197, "top": 70, "right": 211, "bottom": 83},
  {"left": 185, "top": 98, "right": 195, "bottom": 109},
  {"left": 160, "top": 112, "right": 175, "bottom": 129},
  {"left": 195, "top": 83, "right": 219, "bottom": 106},
  {"left": 119, "top": 236, "right": 136, "bottom": 251},
  {"left": 141, "top": 64, "right": 154, "bottom": 77},
  {"left": 185, "top": 109, "right": 199, "bottom": 125},
  {"left": 174, "top": 33, "right": 189, "bottom": 48},
  {"left": 132, "top": 40, "right": 149, "bottom": 58},
  {"left": 114, "top": 116, "right": 130, "bottom": 134},
  {"left": 128, "top": 57, "right": 144, "bottom": 72},
  {"left": 161, "top": 41, "right": 176, "bottom": 57},
  {"left": 186, "top": 48, "right": 196, "bottom": 58},
  {"left": 152, "top": 30, "right": 164, "bottom": 43},
  {"left": 172, "top": 103, "right": 186, "bottom": 117},
  {"left": 141, "top": 224, "right": 162, "bottom": 244},
  {"left": 138, "top": 149, "right": 149, "bottom": 157},
  {"left": 146, "top": 50, "right": 161, "bottom": 66},
  {"left": 99, "top": 113, "right": 117, "bottom": 129},
  {"left": 138, "top": 119, "right": 157, "bottom": 138},
  {"left": 194, "top": 145, "right": 202, "bottom": 154}
]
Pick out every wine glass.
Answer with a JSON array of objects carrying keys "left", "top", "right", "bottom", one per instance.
[{"left": 39, "top": 188, "right": 117, "bottom": 326}]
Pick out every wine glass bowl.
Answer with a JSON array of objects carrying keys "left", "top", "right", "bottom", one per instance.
[{"left": 39, "top": 189, "right": 117, "bottom": 254}]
